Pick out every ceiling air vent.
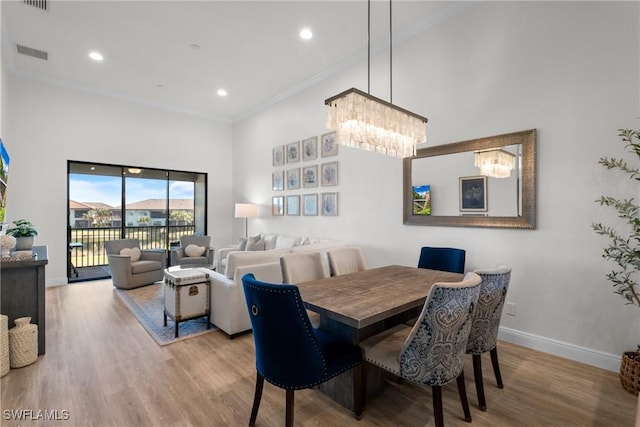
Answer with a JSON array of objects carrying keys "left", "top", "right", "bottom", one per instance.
[
  {"left": 16, "top": 44, "right": 48, "bottom": 61},
  {"left": 22, "top": 0, "right": 48, "bottom": 12}
]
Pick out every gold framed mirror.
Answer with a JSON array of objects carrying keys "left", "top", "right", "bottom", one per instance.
[{"left": 403, "top": 129, "right": 536, "bottom": 229}]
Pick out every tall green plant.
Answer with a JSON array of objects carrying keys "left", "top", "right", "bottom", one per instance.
[{"left": 592, "top": 129, "right": 640, "bottom": 308}]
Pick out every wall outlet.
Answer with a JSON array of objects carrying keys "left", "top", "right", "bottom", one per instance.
[{"left": 506, "top": 302, "right": 516, "bottom": 316}]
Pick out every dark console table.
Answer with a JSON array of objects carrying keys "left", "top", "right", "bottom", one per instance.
[{"left": 1, "top": 245, "right": 48, "bottom": 355}]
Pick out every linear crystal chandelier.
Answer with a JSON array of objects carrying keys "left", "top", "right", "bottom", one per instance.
[
  {"left": 474, "top": 149, "right": 516, "bottom": 178},
  {"left": 324, "top": 1, "right": 427, "bottom": 159}
]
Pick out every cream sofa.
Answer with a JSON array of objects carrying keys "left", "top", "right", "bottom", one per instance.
[
  {"left": 205, "top": 233, "right": 346, "bottom": 337},
  {"left": 217, "top": 233, "right": 342, "bottom": 275}
]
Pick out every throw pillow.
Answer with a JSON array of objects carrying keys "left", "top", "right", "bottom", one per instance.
[
  {"left": 262, "top": 233, "right": 278, "bottom": 250},
  {"left": 245, "top": 234, "right": 262, "bottom": 251},
  {"left": 238, "top": 237, "right": 248, "bottom": 251},
  {"left": 184, "top": 244, "right": 206, "bottom": 257},
  {"left": 246, "top": 237, "right": 265, "bottom": 251},
  {"left": 120, "top": 247, "right": 141, "bottom": 262}
]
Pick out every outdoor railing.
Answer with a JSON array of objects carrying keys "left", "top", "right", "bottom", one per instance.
[{"left": 69, "top": 225, "right": 195, "bottom": 269}]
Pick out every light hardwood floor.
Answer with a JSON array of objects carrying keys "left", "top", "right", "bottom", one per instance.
[{"left": 1, "top": 279, "right": 637, "bottom": 427}]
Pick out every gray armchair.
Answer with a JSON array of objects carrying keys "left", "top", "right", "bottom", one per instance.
[
  {"left": 170, "top": 235, "right": 214, "bottom": 268},
  {"left": 104, "top": 239, "right": 165, "bottom": 289}
]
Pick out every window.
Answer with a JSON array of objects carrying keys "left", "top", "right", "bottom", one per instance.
[{"left": 67, "top": 161, "right": 207, "bottom": 282}]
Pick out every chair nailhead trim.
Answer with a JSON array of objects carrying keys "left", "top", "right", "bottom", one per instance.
[{"left": 247, "top": 281, "right": 364, "bottom": 390}]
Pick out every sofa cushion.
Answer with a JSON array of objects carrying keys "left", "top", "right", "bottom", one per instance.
[
  {"left": 131, "top": 259, "right": 161, "bottom": 274},
  {"left": 275, "top": 235, "right": 302, "bottom": 249},
  {"left": 120, "top": 247, "right": 141, "bottom": 262},
  {"left": 185, "top": 244, "right": 206, "bottom": 257}
]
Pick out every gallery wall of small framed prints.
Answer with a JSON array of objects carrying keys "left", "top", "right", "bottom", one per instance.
[{"left": 272, "top": 131, "right": 339, "bottom": 217}]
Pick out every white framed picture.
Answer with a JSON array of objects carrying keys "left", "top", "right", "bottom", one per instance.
[
  {"left": 321, "top": 161, "right": 339, "bottom": 186},
  {"left": 287, "top": 195, "right": 300, "bottom": 216},
  {"left": 303, "top": 194, "right": 318, "bottom": 216},
  {"left": 286, "top": 141, "right": 300, "bottom": 163},
  {"left": 272, "top": 196, "right": 284, "bottom": 216},
  {"left": 321, "top": 131, "right": 339, "bottom": 157},
  {"left": 302, "top": 136, "right": 318, "bottom": 161},
  {"left": 321, "top": 192, "right": 338, "bottom": 216},
  {"left": 273, "top": 145, "right": 285, "bottom": 166},
  {"left": 287, "top": 168, "right": 300, "bottom": 190},
  {"left": 272, "top": 170, "right": 284, "bottom": 191},
  {"left": 302, "top": 165, "right": 318, "bottom": 188}
]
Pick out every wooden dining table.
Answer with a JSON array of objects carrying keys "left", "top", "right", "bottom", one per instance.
[{"left": 296, "top": 264, "right": 464, "bottom": 410}]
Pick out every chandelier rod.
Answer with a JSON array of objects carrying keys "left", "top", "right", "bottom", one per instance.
[
  {"left": 390, "top": 0, "right": 393, "bottom": 104},
  {"left": 367, "top": 0, "right": 371, "bottom": 94},
  {"left": 366, "top": 0, "right": 394, "bottom": 103}
]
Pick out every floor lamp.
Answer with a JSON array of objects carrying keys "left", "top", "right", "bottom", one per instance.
[{"left": 235, "top": 203, "right": 258, "bottom": 238}]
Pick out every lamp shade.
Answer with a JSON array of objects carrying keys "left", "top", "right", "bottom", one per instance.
[{"left": 235, "top": 203, "right": 258, "bottom": 219}]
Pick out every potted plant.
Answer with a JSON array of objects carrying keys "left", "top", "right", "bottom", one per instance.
[
  {"left": 592, "top": 128, "right": 640, "bottom": 395},
  {"left": 5, "top": 219, "right": 38, "bottom": 251}
]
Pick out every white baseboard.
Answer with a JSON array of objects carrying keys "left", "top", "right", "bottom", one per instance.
[{"left": 499, "top": 326, "right": 622, "bottom": 372}]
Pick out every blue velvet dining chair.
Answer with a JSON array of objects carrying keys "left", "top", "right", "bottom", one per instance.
[
  {"left": 360, "top": 272, "right": 482, "bottom": 427},
  {"left": 417, "top": 246, "right": 466, "bottom": 274},
  {"left": 466, "top": 265, "right": 512, "bottom": 411},
  {"left": 241, "top": 273, "right": 364, "bottom": 427}
]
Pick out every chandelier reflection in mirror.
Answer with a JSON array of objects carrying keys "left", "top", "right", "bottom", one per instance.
[
  {"left": 324, "top": 0, "right": 427, "bottom": 159},
  {"left": 474, "top": 148, "right": 516, "bottom": 178}
]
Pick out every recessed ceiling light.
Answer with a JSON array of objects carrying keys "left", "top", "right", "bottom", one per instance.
[
  {"left": 89, "top": 51, "right": 103, "bottom": 61},
  {"left": 217, "top": 89, "right": 228, "bottom": 97},
  {"left": 300, "top": 28, "right": 313, "bottom": 40}
]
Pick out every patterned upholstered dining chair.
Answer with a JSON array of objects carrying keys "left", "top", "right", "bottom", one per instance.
[
  {"left": 466, "top": 265, "right": 512, "bottom": 411},
  {"left": 360, "top": 272, "right": 482, "bottom": 427},
  {"left": 241, "top": 273, "right": 364, "bottom": 427},
  {"left": 417, "top": 246, "right": 466, "bottom": 274},
  {"left": 327, "top": 246, "right": 367, "bottom": 276}
]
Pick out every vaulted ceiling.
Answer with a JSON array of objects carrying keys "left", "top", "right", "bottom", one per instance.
[{"left": 3, "top": 1, "right": 465, "bottom": 122}]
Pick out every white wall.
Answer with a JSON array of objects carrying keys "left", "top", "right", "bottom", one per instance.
[
  {"left": 4, "top": 75, "right": 234, "bottom": 284},
  {"left": 232, "top": 1, "right": 640, "bottom": 369}
]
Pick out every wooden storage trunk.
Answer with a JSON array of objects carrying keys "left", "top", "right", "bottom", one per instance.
[{"left": 163, "top": 269, "right": 210, "bottom": 337}]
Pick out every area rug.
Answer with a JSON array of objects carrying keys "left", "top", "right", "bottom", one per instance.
[{"left": 114, "top": 282, "right": 215, "bottom": 346}]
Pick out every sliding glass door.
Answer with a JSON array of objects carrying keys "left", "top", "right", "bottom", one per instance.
[{"left": 67, "top": 161, "right": 207, "bottom": 282}]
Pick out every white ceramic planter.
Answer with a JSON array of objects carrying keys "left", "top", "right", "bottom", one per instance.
[{"left": 14, "top": 236, "right": 34, "bottom": 251}]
